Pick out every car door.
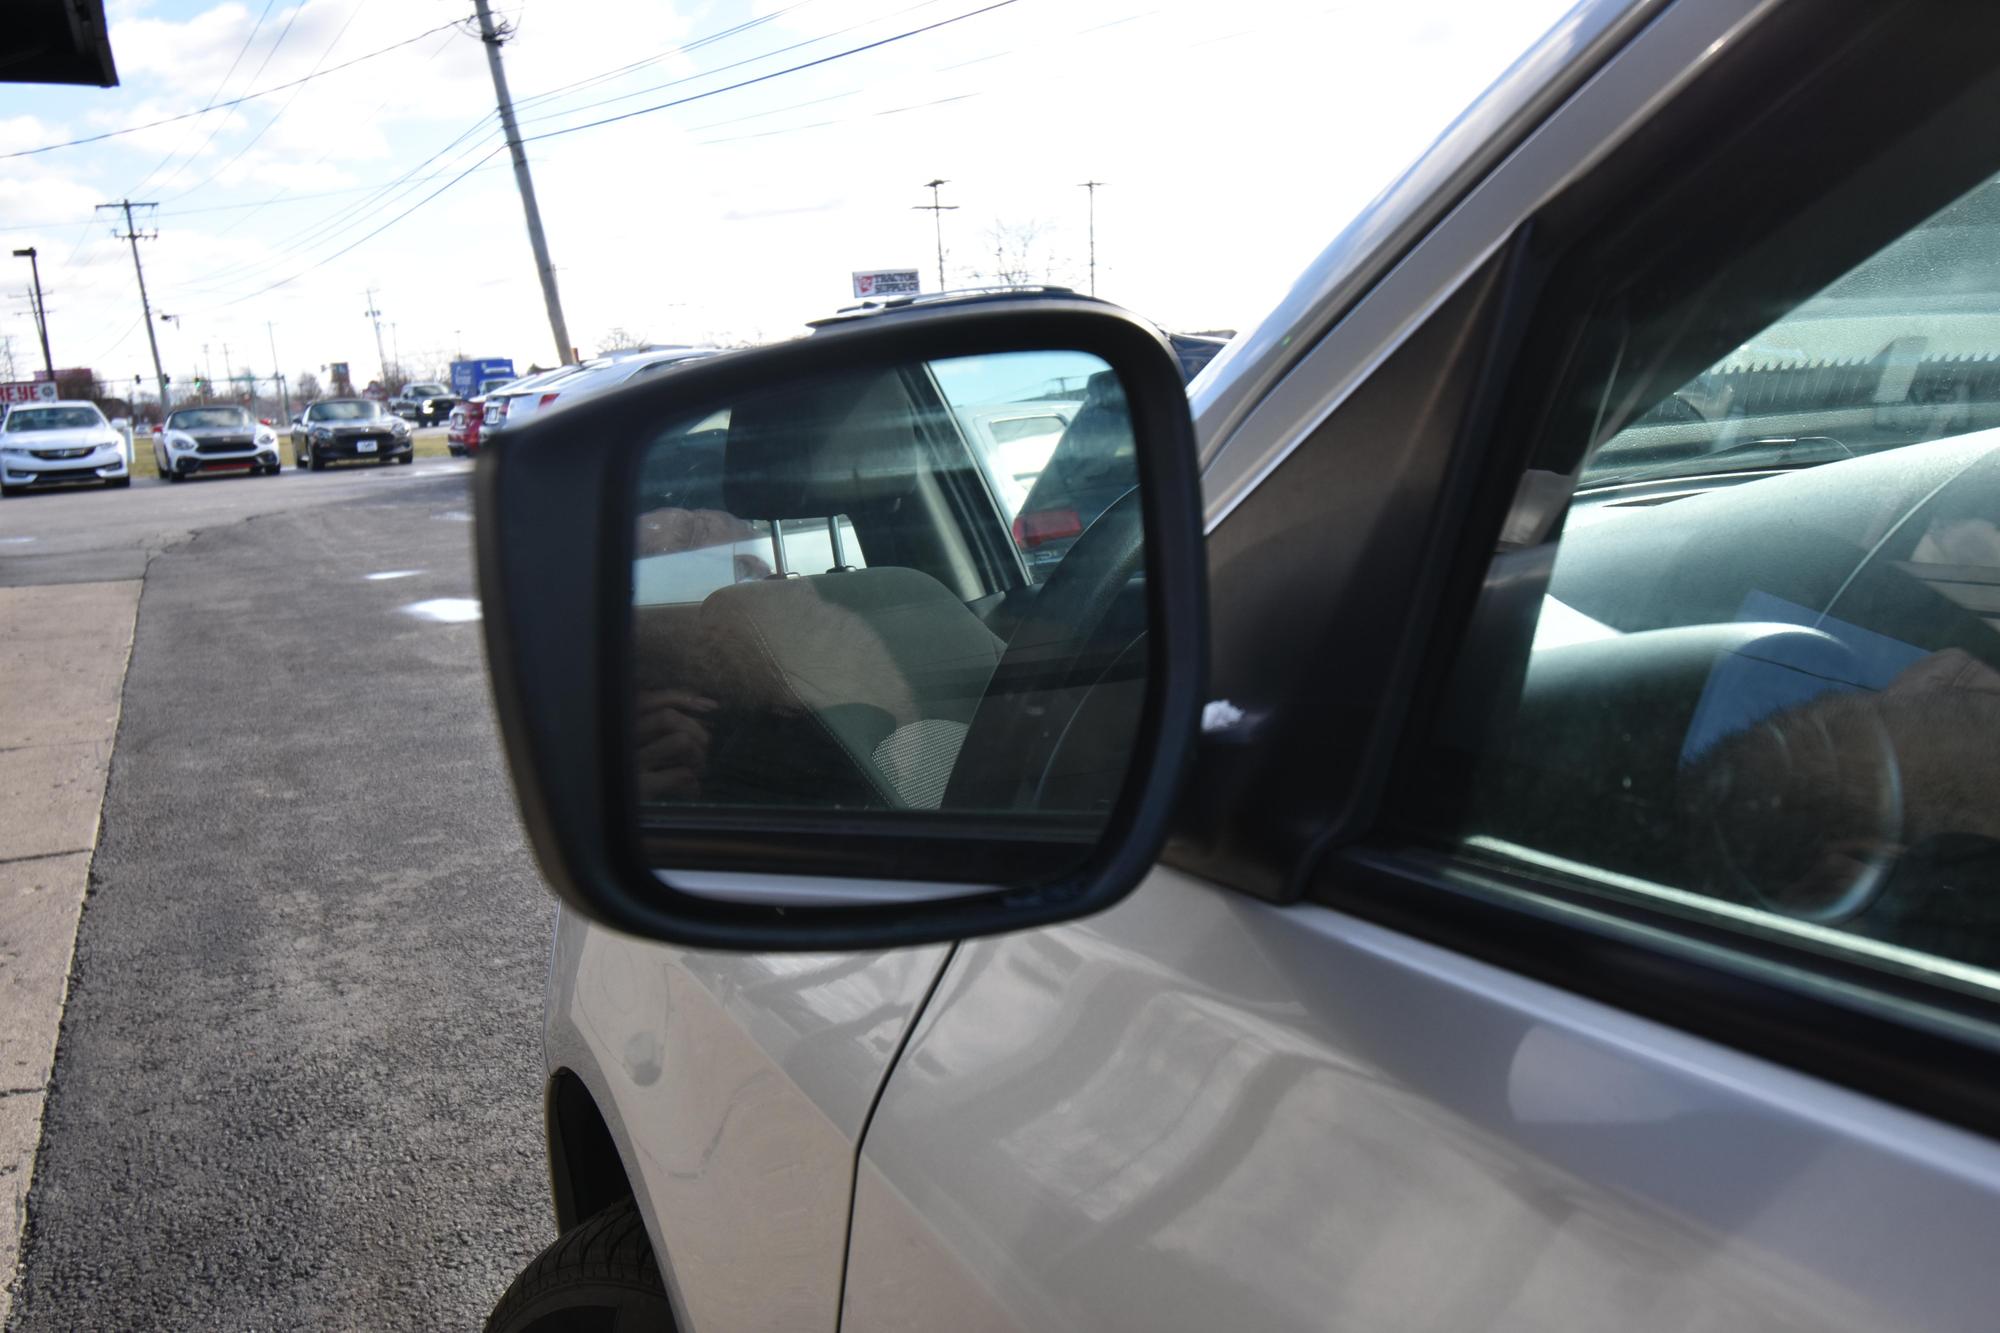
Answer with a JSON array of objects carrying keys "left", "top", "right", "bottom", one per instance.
[{"left": 842, "top": 3, "right": 2000, "bottom": 1329}]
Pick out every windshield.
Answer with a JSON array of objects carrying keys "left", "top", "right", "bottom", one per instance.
[
  {"left": 5, "top": 406, "right": 104, "bottom": 432},
  {"left": 409, "top": 384, "right": 448, "bottom": 396},
  {"left": 310, "top": 400, "right": 383, "bottom": 421},
  {"left": 1582, "top": 174, "right": 2000, "bottom": 491},
  {"left": 168, "top": 407, "right": 252, "bottom": 431}
]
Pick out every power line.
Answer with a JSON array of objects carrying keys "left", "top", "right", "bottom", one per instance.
[
  {"left": 164, "top": 0, "right": 1026, "bottom": 312},
  {"left": 512, "top": 0, "right": 952, "bottom": 131},
  {"left": 156, "top": 0, "right": 327, "bottom": 200},
  {"left": 132, "top": 0, "right": 287, "bottom": 200},
  {"left": 515, "top": 0, "right": 1020, "bottom": 148},
  {"left": 205, "top": 147, "right": 504, "bottom": 309},
  {"left": 0, "top": 169, "right": 505, "bottom": 232},
  {"left": 509, "top": 0, "right": 820, "bottom": 114},
  {"left": 165, "top": 8, "right": 444, "bottom": 204},
  {"left": 167, "top": 114, "right": 503, "bottom": 295},
  {"left": 1, "top": 18, "right": 469, "bottom": 161}
]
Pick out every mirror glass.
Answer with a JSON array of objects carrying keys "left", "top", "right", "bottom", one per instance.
[{"left": 628, "top": 348, "right": 1151, "bottom": 877}]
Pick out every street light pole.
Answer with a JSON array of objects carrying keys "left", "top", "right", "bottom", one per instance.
[{"left": 11, "top": 248, "right": 53, "bottom": 379}]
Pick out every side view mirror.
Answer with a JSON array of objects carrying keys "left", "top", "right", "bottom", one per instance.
[{"left": 479, "top": 299, "right": 1207, "bottom": 951}]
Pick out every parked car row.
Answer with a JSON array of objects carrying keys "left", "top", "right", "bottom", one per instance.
[{"left": 447, "top": 347, "right": 721, "bottom": 458}]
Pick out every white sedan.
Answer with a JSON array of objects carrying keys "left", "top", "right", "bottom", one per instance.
[{"left": 0, "top": 400, "right": 131, "bottom": 496}]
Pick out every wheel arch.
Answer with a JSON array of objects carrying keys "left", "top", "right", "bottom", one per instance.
[{"left": 545, "top": 1067, "right": 638, "bottom": 1234}]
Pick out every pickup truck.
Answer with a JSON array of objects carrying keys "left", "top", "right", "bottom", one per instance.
[{"left": 387, "top": 381, "right": 457, "bottom": 425}]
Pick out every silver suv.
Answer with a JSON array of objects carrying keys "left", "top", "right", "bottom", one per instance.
[{"left": 478, "top": 2, "right": 2000, "bottom": 1329}]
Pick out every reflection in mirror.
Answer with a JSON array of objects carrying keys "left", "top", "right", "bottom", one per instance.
[{"left": 629, "top": 348, "right": 1149, "bottom": 865}]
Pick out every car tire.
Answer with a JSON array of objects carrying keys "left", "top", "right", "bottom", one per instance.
[
  {"left": 398, "top": 453, "right": 414, "bottom": 465},
  {"left": 165, "top": 469, "right": 184, "bottom": 484},
  {"left": 107, "top": 477, "right": 130, "bottom": 489},
  {"left": 483, "top": 1201, "right": 672, "bottom": 1333},
  {"left": 308, "top": 445, "right": 326, "bottom": 472},
  {"left": 0, "top": 485, "right": 18, "bottom": 499}
]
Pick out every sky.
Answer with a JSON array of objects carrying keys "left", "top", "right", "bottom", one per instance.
[{"left": 0, "top": 0, "right": 1574, "bottom": 399}]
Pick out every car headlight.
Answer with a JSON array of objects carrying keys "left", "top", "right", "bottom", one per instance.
[
  {"left": 312, "top": 426, "right": 332, "bottom": 440},
  {"left": 255, "top": 428, "right": 275, "bottom": 445},
  {"left": 391, "top": 420, "right": 410, "bottom": 437},
  {"left": 1, "top": 446, "right": 28, "bottom": 458}
]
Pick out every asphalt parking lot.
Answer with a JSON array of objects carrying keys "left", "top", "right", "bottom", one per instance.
[{"left": 0, "top": 458, "right": 553, "bottom": 1328}]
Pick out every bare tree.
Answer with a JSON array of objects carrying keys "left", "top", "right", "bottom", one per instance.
[
  {"left": 0, "top": 334, "right": 16, "bottom": 383},
  {"left": 973, "top": 219, "right": 1058, "bottom": 288},
  {"left": 296, "top": 370, "right": 323, "bottom": 402},
  {"left": 598, "top": 326, "right": 652, "bottom": 354}
]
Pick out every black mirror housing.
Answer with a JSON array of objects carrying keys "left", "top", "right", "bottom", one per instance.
[{"left": 478, "top": 298, "right": 1208, "bottom": 951}]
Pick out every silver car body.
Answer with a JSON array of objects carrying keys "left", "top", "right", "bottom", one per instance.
[
  {"left": 489, "top": 350, "right": 705, "bottom": 438},
  {"left": 541, "top": 1, "right": 2000, "bottom": 1329},
  {"left": 534, "top": 349, "right": 719, "bottom": 419},
  {"left": 479, "top": 367, "right": 582, "bottom": 439}
]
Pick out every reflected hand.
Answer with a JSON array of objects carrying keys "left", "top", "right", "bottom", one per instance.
[{"left": 636, "top": 688, "right": 718, "bottom": 801}]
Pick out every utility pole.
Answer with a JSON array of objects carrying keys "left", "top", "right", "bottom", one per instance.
[
  {"left": 390, "top": 321, "right": 401, "bottom": 374},
  {"left": 914, "top": 179, "right": 957, "bottom": 293},
  {"left": 11, "top": 247, "right": 53, "bottom": 378},
  {"left": 221, "top": 342, "right": 234, "bottom": 394},
  {"left": 98, "top": 201, "right": 169, "bottom": 412},
  {"left": 268, "top": 321, "right": 291, "bottom": 420},
  {"left": 364, "top": 288, "right": 389, "bottom": 386},
  {"left": 1078, "top": 181, "right": 1105, "bottom": 297},
  {"left": 472, "top": 0, "right": 574, "bottom": 365}
]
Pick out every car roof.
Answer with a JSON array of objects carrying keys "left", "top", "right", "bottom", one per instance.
[
  {"left": 807, "top": 285, "right": 1099, "bottom": 329},
  {"left": 490, "top": 367, "right": 574, "bottom": 395},
  {"left": 310, "top": 396, "right": 376, "bottom": 406},
  {"left": 11, "top": 399, "right": 101, "bottom": 410}
]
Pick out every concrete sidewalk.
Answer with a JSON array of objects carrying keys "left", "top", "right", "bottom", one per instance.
[{"left": 0, "top": 581, "right": 139, "bottom": 1326}]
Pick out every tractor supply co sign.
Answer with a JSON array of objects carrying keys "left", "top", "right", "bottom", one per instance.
[
  {"left": 0, "top": 381, "right": 57, "bottom": 405},
  {"left": 852, "top": 269, "right": 922, "bottom": 299}
]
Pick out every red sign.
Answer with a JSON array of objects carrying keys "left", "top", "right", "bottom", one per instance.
[{"left": 0, "top": 381, "right": 57, "bottom": 405}]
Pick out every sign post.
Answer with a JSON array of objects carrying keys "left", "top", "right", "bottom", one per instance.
[{"left": 852, "top": 269, "right": 923, "bottom": 300}]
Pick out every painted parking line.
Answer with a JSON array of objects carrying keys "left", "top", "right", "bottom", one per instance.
[
  {"left": 400, "top": 598, "right": 481, "bottom": 623},
  {"left": 364, "top": 569, "right": 424, "bottom": 582}
]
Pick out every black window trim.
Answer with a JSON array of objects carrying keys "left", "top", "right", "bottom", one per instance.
[{"left": 1304, "top": 0, "right": 2000, "bottom": 1137}]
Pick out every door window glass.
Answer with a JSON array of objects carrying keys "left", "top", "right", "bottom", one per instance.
[
  {"left": 1425, "top": 172, "right": 2000, "bottom": 986},
  {"left": 932, "top": 350, "right": 1135, "bottom": 580}
]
